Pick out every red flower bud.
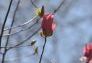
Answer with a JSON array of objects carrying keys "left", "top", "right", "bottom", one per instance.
[
  {"left": 83, "top": 43, "right": 92, "bottom": 63},
  {"left": 41, "top": 13, "right": 56, "bottom": 37}
]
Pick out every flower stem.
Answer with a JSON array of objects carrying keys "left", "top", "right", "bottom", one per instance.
[{"left": 39, "top": 37, "right": 47, "bottom": 63}]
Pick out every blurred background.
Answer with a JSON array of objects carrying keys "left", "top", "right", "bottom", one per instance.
[{"left": 0, "top": 0, "right": 92, "bottom": 63}]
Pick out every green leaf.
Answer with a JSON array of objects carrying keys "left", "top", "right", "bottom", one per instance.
[
  {"left": 35, "top": 6, "right": 44, "bottom": 17},
  {"left": 33, "top": 47, "right": 38, "bottom": 55}
]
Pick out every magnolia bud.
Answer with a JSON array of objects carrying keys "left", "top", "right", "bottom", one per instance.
[{"left": 41, "top": 13, "right": 56, "bottom": 37}]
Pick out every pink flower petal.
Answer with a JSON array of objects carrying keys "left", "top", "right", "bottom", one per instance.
[{"left": 52, "top": 22, "right": 56, "bottom": 31}]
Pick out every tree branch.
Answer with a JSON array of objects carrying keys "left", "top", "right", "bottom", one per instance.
[
  {"left": 1, "top": 44, "right": 32, "bottom": 49},
  {"left": 8, "top": 27, "right": 40, "bottom": 50},
  {"left": 0, "top": 0, "right": 13, "bottom": 50},
  {"left": 3, "top": 15, "right": 37, "bottom": 31},
  {"left": 53, "top": 0, "right": 65, "bottom": 14},
  {"left": 2, "top": 19, "right": 39, "bottom": 37},
  {"left": 30, "top": 0, "right": 38, "bottom": 8}
]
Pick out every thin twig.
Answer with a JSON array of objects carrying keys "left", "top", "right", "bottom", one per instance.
[
  {"left": 1, "top": 0, "right": 13, "bottom": 63},
  {"left": 2, "top": 19, "right": 39, "bottom": 37},
  {"left": 53, "top": 0, "right": 65, "bottom": 14},
  {"left": 1, "top": 0, "right": 20, "bottom": 63},
  {"left": 8, "top": 27, "right": 40, "bottom": 50},
  {"left": 0, "top": 44, "right": 32, "bottom": 49},
  {"left": 30, "top": 0, "right": 38, "bottom": 8},
  {"left": 0, "top": 0, "right": 13, "bottom": 50},
  {"left": 39, "top": 37, "right": 47, "bottom": 63},
  {"left": 4, "top": 15, "right": 37, "bottom": 31}
]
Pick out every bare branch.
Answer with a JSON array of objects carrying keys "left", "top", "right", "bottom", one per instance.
[
  {"left": 2, "top": 19, "right": 39, "bottom": 37},
  {"left": 53, "top": 0, "right": 65, "bottom": 14},
  {"left": 4, "top": 15, "right": 37, "bottom": 31},
  {"left": 0, "top": 44, "right": 32, "bottom": 49},
  {"left": 0, "top": 0, "right": 13, "bottom": 50},
  {"left": 8, "top": 27, "right": 40, "bottom": 50},
  {"left": 30, "top": 0, "right": 38, "bottom": 8}
]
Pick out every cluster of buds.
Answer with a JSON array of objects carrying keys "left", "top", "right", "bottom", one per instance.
[
  {"left": 80, "top": 43, "right": 92, "bottom": 63},
  {"left": 36, "top": 6, "right": 56, "bottom": 37}
]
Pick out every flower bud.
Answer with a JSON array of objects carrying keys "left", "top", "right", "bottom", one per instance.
[{"left": 41, "top": 13, "right": 56, "bottom": 37}]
